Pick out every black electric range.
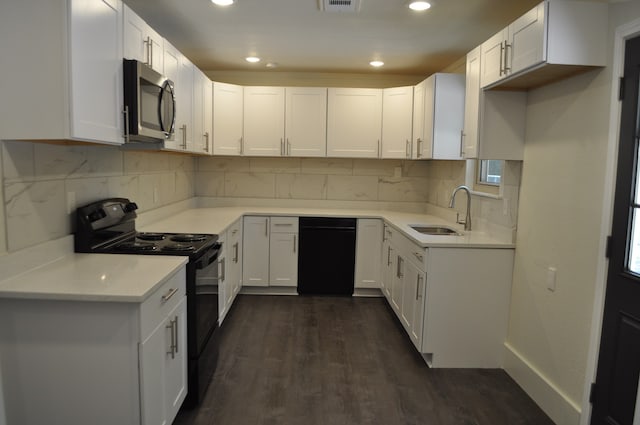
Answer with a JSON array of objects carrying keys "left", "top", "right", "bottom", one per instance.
[{"left": 74, "top": 198, "right": 221, "bottom": 409}]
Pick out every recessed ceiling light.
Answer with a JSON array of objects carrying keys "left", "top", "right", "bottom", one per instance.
[
  {"left": 245, "top": 56, "right": 261, "bottom": 63},
  {"left": 369, "top": 60, "right": 384, "bottom": 68},
  {"left": 211, "top": 0, "right": 235, "bottom": 5},
  {"left": 409, "top": 1, "right": 431, "bottom": 11},
  {"left": 266, "top": 62, "right": 279, "bottom": 69}
]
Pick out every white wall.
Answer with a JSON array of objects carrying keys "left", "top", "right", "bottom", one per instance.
[{"left": 504, "top": 3, "right": 640, "bottom": 424}]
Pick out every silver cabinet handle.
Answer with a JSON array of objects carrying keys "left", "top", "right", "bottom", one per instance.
[
  {"left": 280, "top": 138, "right": 284, "bottom": 156},
  {"left": 204, "top": 132, "right": 210, "bottom": 152},
  {"left": 387, "top": 246, "right": 392, "bottom": 266},
  {"left": 123, "top": 106, "right": 130, "bottom": 143},
  {"left": 239, "top": 137, "right": 244, "bottom": 155},
  {"left": 417, "top": 138, "right": 422, "bottom": 158},
  {"left": 293, "top": 235, "right": 297, "bottom": 253},
  {"left": 406, "top": 139, "right": 410, "bottom": 158},
  {"left": 233, "top": 242, "right": 239, "bottom": 263},
  {"left": 166, "top": 317, "right": 177, "bottom": 359},
  {"left": 173, "top": 316, "right": 179, "bottom": 354},
  {"left": 499, "top": 41, "right": 505, "bottom": 76},
  {"left": 415, "top": 275, "right": 420, "bottom": 300},
  {"left": 220, "top": 257, "right": 226, "bottom": 282},
  {"left": 180, "top": 124, "right": 187, "bottom": 149},
  {"left": 274, "top": 223, "right": 292, "bottom": 227},
  {"left": 504, "top": 42, "right": 511, "bottom": 73},
  {"left": 287, "top": 139, "right": 291, "bottom": 156},
  {"left": 460, "top": 130, "right": 465, "bottom": 158},
  {"left": 377, "top": 139, "right": 381, "bottom": 158},
  {"left": 143, "top": 36, "right": 151, "bottom": 65},
  {"left": 265, "top": 218, "right": 268, "bottom": 237},
  {"left": 161, "top": 287, "right": 179, "bottom": 304},
  {"left": 396, "top": 256, "right": 403, "bottom": 278}
]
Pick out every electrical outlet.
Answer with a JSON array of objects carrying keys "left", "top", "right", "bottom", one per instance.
[{"left": 546, "top": 267, "right": 557, "bottom": 292}]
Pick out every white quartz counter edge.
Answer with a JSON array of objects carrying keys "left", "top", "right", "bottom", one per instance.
[
  {"left": 0, "top": 253, "right": 187, "bottom": 302},
  {"left": 140, "top": 207, "right": 514, "bottom": 249}
]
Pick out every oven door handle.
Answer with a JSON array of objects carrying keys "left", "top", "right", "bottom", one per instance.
[{"left": 195, "top": 247, "right": 221, "bottom": 270}]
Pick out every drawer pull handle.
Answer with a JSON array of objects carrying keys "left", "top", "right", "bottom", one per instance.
[
  {"left": 274, "top": 223, "right": 293, "bottom": 226},
  {"left": 161, "top": 287, "right": 179, "bottom": 304}
]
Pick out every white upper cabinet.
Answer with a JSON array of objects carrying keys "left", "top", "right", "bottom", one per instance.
[
  {"left": 213, "top": 82, "right": 244, "bottom": 156},
  {"left": 243, "top": 87, "right": 286, "bottom": 156},
  {"left": 285, "top": 87, "right": 327, "bottom": 157},
  {"left": 412, "top": 80, "right": 427, "bottom": 159},
  {"left": 414, "top": 74, "right": 465, "bottom": 160},
  {"left": 162, "top": 42, "right": 181, "bottom": 151},
  {"left": 382, "top": 86, "right": 414, "bottom": 159},
  {"left": 463, "top": 46, "right": 526, "bottom": 160},
  {"left": 0, "top": 0, "right": 124, "bottom": 145},
  {"left": 327, "top": 88, "right": 383, "bottom": 158},
  {"left": 192, "top": 69, "right": 212, "bottom": 155},
  {"left": 175, "top": 54, "right": 195, "bottom": 152},
  {"left": 123, "top": 4, "right": 164, "bottom": 74},
  {"left": 480, "top": 0, "right": 607, "bottom": 90}
]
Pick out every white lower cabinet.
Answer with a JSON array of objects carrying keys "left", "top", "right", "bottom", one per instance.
[
  {"left": 242, "top": 216, "right": 299, "bottom": 288},
  {"left": 228, "top": 218, "right": 243, "bottom": 298},
  {"left": 0, "top": 267, "right": 187, "bottom": 425},
  {"left": 382, "top": 224, "right": 514, "bottom": 368},
  {"left": 354, "top": 219, "right": 383, "bottom": 289}
]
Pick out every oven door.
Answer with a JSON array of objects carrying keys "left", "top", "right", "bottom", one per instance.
[{"left": 190, "top": 245, "right": 220, "bottom": 356}]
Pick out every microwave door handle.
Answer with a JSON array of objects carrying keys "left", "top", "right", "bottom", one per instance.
[{"left": 159, "top": 81, "right": 176, "bottom": 138}]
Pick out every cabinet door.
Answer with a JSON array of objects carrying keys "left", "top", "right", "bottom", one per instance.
[
  {"left": 140, "top": 297, "right": 187, "bottom": 425},
  {"left": 192, "top": 69, "right": 211, "bottom": 154},
  {"left": 412, "top": 80, "right": 426, "bottom": 159},
  {"left": 164, "top": 298, "right": 187, "bottom": 424},
  {"left": 480, "top": 28, "right": 508, "bottom": 88},
  {"left": 242, "top": 216, "right": 270, "bottom": 287},
  {"left": 69, "top": 0, "right": 123, "bottom": 145},
  {"left": 176, "top": 55, "right": 194, "bottom": 151},
  {"left": 123, "top": 4, "right": 163, "bottom": 74},
  {"left": 391, "top": 255, "right": 404, "bottom": 314},
  {"left": 213, "top": 82, "right": 244, "bottom": 156},
  {"left": 327, "top": 88, "right": 382, "bottom": 158},
  {"left": 228, "top": 219, "right": 243, "bottom": 298},
  {"left": 462, "top": 46, "right": 481, "bottom": 159},
  {"left": 402, "top": 261, "right": 425, "bottom": 351},
  {"left": 382, "top": 86, "right": 414, "bottom": 159},
  {"left": 420, "top": 77, "right": 435, "bottom": 159},
  {"left": 243, "top": 86, "right": 285, "bottom": 156},
  {"left": 204, "top": 79, "right": 213, "bottom": 155},
  {"left": 285, "top": 87, "right": 327, "bottom": 157},
  {"left": 162, "top": 42, "right": 181, "bottom": 150},
  {"left": 354, "top": 219, "right": 383, "bottom": 289},
  {"left": 431, "top": 74, "right": 465, "bottom": 160},
  {"left": 269, "top": 233, "right": 298, "bottom": 286},
  {"left": 509, "top": 2, "right": 546, "bottom": 75}
]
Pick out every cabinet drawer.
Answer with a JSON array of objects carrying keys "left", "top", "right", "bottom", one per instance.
[
  {"left": 140, "top": 268, "right": 186, "bottom": 338},
  {"left": 270, "top": 216, "right": 299, "bottom": 233},
  {"left": 394, "top": 231, "right": 428, "bottom": 271}
]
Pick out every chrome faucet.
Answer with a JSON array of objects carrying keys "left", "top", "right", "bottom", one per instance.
[{"left": 449, "top": 185, "right": 472, "bottom": 231}]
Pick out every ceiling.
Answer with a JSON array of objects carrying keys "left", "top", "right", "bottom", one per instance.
[{"left": 124, "top": 0, "right": 543, "bottom": 76}]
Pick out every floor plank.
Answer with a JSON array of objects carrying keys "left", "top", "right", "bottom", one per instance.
[{"left": 174, "top": 295, "right": 555, "bottom": 425}]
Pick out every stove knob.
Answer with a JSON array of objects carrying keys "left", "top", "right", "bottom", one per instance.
[{"left": 124, "top": 202, "right": 138, "bottom": 212}]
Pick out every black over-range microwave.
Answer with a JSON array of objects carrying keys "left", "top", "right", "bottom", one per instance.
[{"left": 123, "top": 59, "right": 175, "bottom": 142}]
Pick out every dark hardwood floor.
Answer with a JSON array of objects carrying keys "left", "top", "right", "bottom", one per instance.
[{"left": 174, "top": 295, "right": 555, "bottom": 425}]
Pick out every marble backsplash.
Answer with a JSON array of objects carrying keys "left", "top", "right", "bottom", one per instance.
[{"left": 1, "top": 141, "right": 196, "bottom": 252}]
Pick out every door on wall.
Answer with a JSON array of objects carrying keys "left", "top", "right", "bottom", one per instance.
[{"left": 591, "top": 36, "right": 640, "bottom": 425}]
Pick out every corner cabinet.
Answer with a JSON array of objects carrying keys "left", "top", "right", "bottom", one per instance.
[
  {"left": 480, "top": 0, "right": 607, "bottom": 90},
  {"left": 0, "top": 0, "right": 124, "bottom": 144},
  {"left": 413, "top": 74, "right": 465, "bottom": 160},
  {"left": 327, "top": 88, "right": 383, "bottom": 158},
  {"left": 213, "top": 82, "right": 244, "bottom": 156},
  {"left": 0, "top": 267, "right": 188, "bottom": 425}
]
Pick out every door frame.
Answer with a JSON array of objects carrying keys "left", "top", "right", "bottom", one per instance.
[{"left": 581, "top": 16, "right": 640, "bottom": 425}]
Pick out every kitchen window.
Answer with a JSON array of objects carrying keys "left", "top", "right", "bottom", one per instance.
[{"left": 477, "top": 160, "right": 503, "bottom": 186}]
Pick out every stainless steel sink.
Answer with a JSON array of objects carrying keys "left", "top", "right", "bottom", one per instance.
[{"left": 410, "top": 225, "right": 461, "bottom": 236}]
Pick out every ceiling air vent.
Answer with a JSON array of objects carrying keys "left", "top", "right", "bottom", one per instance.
[{"left": 318, "top": 0, "right": 361, "bottom": 13}]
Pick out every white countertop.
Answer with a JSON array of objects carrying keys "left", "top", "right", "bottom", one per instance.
[
  {"left": 0, "top": 253, "right": 187, "bottom": 302},
  {"left": 140, "top": 206, "right": 514, "bottom": 249}
]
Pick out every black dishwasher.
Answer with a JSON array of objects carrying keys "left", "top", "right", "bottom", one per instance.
[{"left": 297, "top": 217, "right": 357, "bottom": 296}]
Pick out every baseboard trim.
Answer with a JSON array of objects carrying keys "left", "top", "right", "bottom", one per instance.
[{"left": 503, "top": 343, "right": 581, "bottom": 425}]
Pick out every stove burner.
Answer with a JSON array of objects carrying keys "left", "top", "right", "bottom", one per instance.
[
  {"left": 162, "top": 243, "right": 195, "bottom": 252},
  {"left": 137, "top": 233, "right": 166, "bottom": 241},
  {"left": 116, "top": 241, "right": 158, "bottom": 251},
  {"left": 170, "top": 234, "right": 208, "bottom": 243}
]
